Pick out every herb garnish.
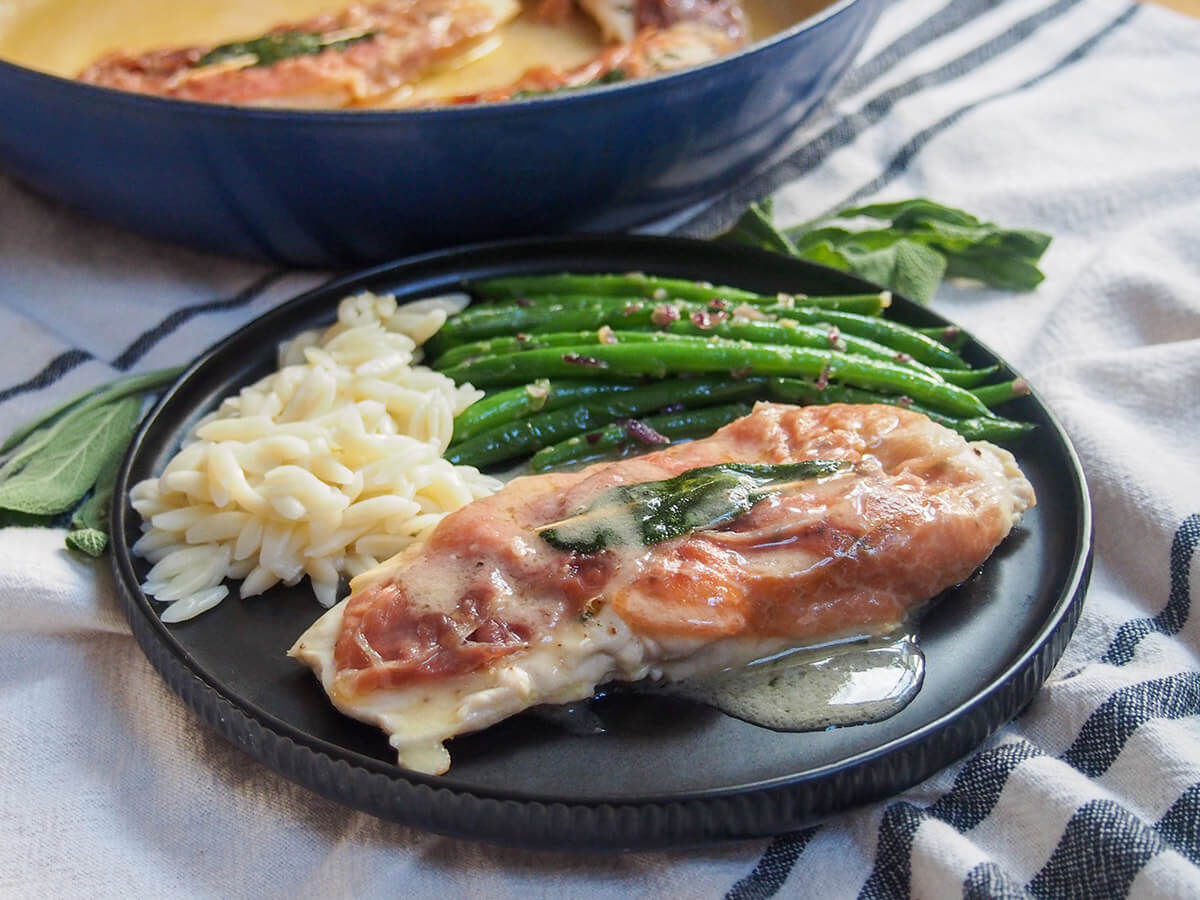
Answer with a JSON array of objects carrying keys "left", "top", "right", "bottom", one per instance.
[
  {"left": 196, "top": 30, "right": 375, "bottom": 69},
  {"left": 720, "top": 198, "right": 1052, "bottom": 305},
  {"left": 535, "top": 460, "right": 847, "bottom": 554},
  {"left": 0, "top": 367, "right": 182, "bottom": 556}
]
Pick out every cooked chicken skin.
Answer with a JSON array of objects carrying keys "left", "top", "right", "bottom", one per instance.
[
  {"left": 77, "top": 0, "right": 520, "bottom": 107},
  {"left": 290, "top": 403, "right": 1035, "bottom": 774}
]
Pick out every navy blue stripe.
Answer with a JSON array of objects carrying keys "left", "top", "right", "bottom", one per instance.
[
  {"left": 676, "top": 0, "right": 1088, "bottom": 237},
  {"left": 928, "top": 740, "right": 1045, "bottom": 830},
  {"left": 725, "top": 829, "right": 819, "bottom": 900},
  {"left": 830, "top": 4, "right": 1141, "bottom": 212},
  {"left": 859, "top": 741, "right": 1044, "bottom": 899},
  {"left": 1103, "top": 513, "right": 1200, "bottom": 665},
  {"left": 963, "top": 862, "right": 1031, "bottom": 900},
  {"left": 855, "top": 666, "right": 1200, "bottom": 897},
  {"left": 1156, "top": 783, "right": 1200, "bottom": 866},
  {"left": 835, "top": 0, "right": 1001, "bottom": 98},
  {"left": 0, "top": 349, "right": 93, "bottom": 405},
  {"left": 859, "top": 802, "right": 924, "bottom": 900},
  {"left": 1027, "top": 799, "right": 1167, "bottom": 899},
  {"left": 111, "top": 269, "right": 288, "bottom": 370},
  {"left": 778, "top": 0, "right": 1005, "bottom": 144},
  {"left": 1060, "top": 672, "right": 1200, "bottom": 778}
]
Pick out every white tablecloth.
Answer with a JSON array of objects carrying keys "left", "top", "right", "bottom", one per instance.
[{"left": 2, "top": 0, "right": 1199, "bottom": 895}]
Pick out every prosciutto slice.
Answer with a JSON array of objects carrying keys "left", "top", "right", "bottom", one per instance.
[
  {"left": 78, "top": 0, "right": 520, "bottom": 108},
  {"left": 290, "top": 403, "right": 1035, "bottom": 773}
]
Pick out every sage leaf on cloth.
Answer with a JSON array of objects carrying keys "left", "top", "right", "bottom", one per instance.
[
  {"left": 0, "top": 365, "right": 182, "bottom": 556},
  {"left": 721, "top": 197, "right": 1051, "bottom": 304},
  {"left": 718, "top": 200, "right": 799, "bottom": 256},
  {"left": 64, "top": 447, "right": 126, "bottom": 556},
  {"left": 0, "top": 394, "right": 142, "bottom": 517},
  {"left": 65, "top": 528, "right": 109, "bottom": 557}
]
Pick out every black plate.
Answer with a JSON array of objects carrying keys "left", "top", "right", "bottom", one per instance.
[{"left": 111, "top": 235, "right": 1092, "bottom": 850}]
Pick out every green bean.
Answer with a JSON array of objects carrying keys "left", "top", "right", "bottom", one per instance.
[
  {"left": 938, "top": 415, "right": 1034, "bottom": 442},
  {"left": 763, "top": 307, "right": 967, "bottom": 369},
  {"left": 446, "top": 377, "right": 766, "bottom": 467},
  {"left": 474, "top": 273, "right": 764, "bottom": 303},
  {"left": 434, "top": 322, "right": 943, "bottom": 381},
  {"left": 529, "top": 403, "right": 754, "bottom": 472},
  {"left": 425, "top": 293, "right": 890, "bottom": 357},
  {"left": 441, "top": 341, "right": 991, "bottom": 418},
  {"left": 488, "top": 291, "right": 890, "bottom": 316},
  {"left": 450, "top": 380, "right": 643, "bottom": 445},
  {"left": 918, "top": 325, "right": 969, "bottom": 351},
  {"left": 972, "top": 378, "right": 1031, "bottom": 408},
  {"left": 473, "top": 273, "right": 889, "bottom": 313},
  {"left": 662, "top": 320, "right": 944, "bottom": 379},
  {"left": 433, "top": 330, "right": 688, "bottom": 371},
  {"left": 424, "top": 303, "right": 650, "bottom": 357},
  {"left": 448, "top": 406, "right": 606, "bottom": 467},
  {"left": 610, "top": 296, "right": 961, "bottom": 369},
  {"left": 930, "top": 365, "right": 999, "bottom": 387},
  {"left": 763, "top": 378, "right": 1033, "bottom": 442}
]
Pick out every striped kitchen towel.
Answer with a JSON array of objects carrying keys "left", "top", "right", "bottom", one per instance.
[{"left": 1, "top": 0, "right": 1198, "bottom": 896}]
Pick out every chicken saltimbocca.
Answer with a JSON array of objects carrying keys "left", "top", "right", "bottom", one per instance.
[
  {"left": 290, "top": 402, "right": 1036, "bottom": 774},
  {"left": 67, "top": 0, "right": 760, "bottom": 108}
]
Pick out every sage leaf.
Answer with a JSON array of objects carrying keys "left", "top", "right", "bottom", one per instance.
[
  {"left": 70, "top": 440, "right": 125, "bottom": 528},
  {"left": 738, "top": 196, "right": 1054, "bottom": 301},
  {"left": 789, "top": 238, "right": 853, "bottom": 272},
  {"left": 719, "top": 201, "right": 799, "bottom": 256},
  {"left": 197, "top": 29, "right": 376, "bottom": 68},
  {"left": 61, "top": 440, "right": 126, "bottom": 557},
  {"left": 835, "top": 198, "right": 984, "bottom": 229},
  {"left": 943, "top": 248, "right": 1047, "bottom": 291},
  {"left": 0, "top": 365, "right": 183, "bottom": 463},
  {"left": 65, "top": 528, "right": 108, "bottom": 557},
  {"left": 0, "top": 424, "right": 55, "bottom": 482},
  {"left": 0, "top": 395, "right": 142, "bottom": 516},
  {"left": 835, "top": 239, "right": 948, "bottom": 306},
  {"left": 536, "top": 460, "right": 846, "bottom": 554},
  {"left": 782, "top": 197, "right": 1051, "bottom": 297}
]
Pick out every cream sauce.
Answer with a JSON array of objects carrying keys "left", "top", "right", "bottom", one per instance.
[
  {"left": 0, "top": 0, "right": 829, "bottom": 102},
  {"left": 532, "top": 633, "right": 925, "bottom": 734},
  {"left": 656, "top": 633, "right": 925, "bottom": 730}
]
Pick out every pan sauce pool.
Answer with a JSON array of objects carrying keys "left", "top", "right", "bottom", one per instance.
[
  {"left": 529, "top": 633, "right": 926, "bottom": 735},
  {"left": 658, "top": 633, "right": 925, "bottom": 731}
]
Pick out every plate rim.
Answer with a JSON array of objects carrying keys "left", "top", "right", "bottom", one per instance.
[{"left": 110, "top": 234, "right": 1093, "bottom": 846}]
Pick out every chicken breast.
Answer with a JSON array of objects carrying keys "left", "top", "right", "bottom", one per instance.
[
  {"left": 290, "top": 403, "right": 1035, "bottom": 774},
  {"left": 78, "top": 0, "right": 520, "bottom": 108}
]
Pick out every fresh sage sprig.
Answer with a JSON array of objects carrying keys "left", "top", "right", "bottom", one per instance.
[
  {"left": 197, "top": 29, "right": 376, "bottom": 69},
  {"left": 0, "top": 366, "right": 184, "bottom": 557},
  {"left": 720, "top": 197, "right": 1052, "bottom": 305},
  {"left": 536, "top": 460, "right": 847, "bottom": 554}
]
